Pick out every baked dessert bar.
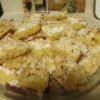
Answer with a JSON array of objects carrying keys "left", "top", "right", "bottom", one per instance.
[
  {"left": 13, "top": 20, "right": 41, "bottom": 39},
  {"left": 0, "top": 37, "right": 28, "bottom": 63},
  {"left": 42, "top": 23, "right": 66, "bottom": 40},
  {"left": 43, "top": 11, "right": 67, "bottom": 20}
]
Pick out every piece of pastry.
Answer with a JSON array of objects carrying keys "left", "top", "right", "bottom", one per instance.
[
  {"left": 28, "top": 39, "right": 51, "bottom": 57},
  {"left": 41, "top": 23, "right": 66, "bottom": 40},
  {"left": 52, "top": 37, "right": 82, "bottom": 62},
  {"left": 3, "top": 54, "right": 38, "bottom": 71},
  {"left": 13, "top": 14, "right": 42, "bottom": 39},
  {"left": 53, "top": 60, "right": 88, "bottom": 90},
  {"left": 43, "top": 11, "right": 67, "bottom": 20},
  {"left": 13, "top": 20, "right": 41, "bottom": 39},
  {"left": 79, "top": 47, "right": 100, "bottom": 76},
  {"left": 0, "top": 37, "right": 28, "bottom": 63},
  {"left": 18, "top": 66, "right": 49, "bottom": 94}
]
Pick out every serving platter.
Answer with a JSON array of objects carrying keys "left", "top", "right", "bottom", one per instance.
[{"left": 0, "top": 14, "right": 100, "bottom": 100}]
